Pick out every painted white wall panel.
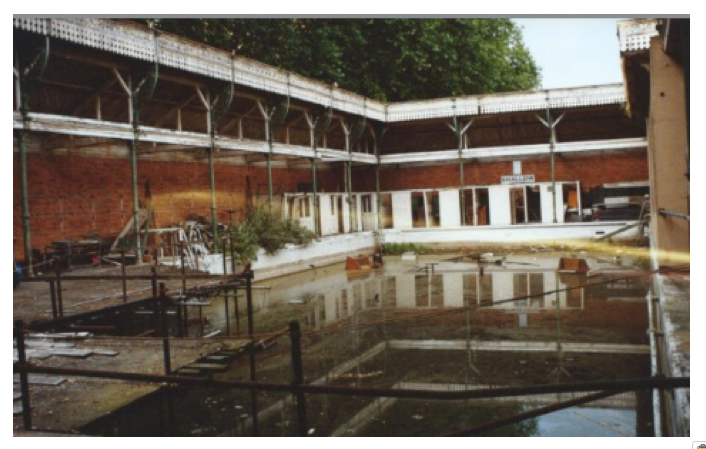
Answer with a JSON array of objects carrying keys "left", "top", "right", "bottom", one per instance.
[
  {"left": 392, "top": 191, "right": 413, "bottom": 229},
  {"left": 489, "top": 185, "right": 512, "bottom": 225},
  {"left": 439, "top": 189, "right": 461, "bottom": 228}
]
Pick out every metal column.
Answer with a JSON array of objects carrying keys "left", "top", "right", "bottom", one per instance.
[
  {"left": 197, "top": 65, "right": 234, "bottom": 242},
  {"left": 257, "top": 95, "right": 289, "bottom": 211},
  {"left": 340, "top": 118, "right": 366, "bottom": 233},
  {"left": 446, "top": 109, "right": 473, "bottom": 226},
  {"left": 14, "top": 34, "right": 49, "bottom": 275},
  {"left": 113, "top": 55, "right": 159, "bottom": 263},
  {"left": 305, "top": 108, "right": 332, "bottom": 237},
  {"left": 537, "top": 107, "right": 565, "bottom": 224}
]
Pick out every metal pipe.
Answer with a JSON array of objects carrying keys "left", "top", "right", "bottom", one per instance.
[
  {"left": 547, "top": 109, "right": 558, "bottom": 223},
  {"left": 14, "top": 322, "right": 32, "bottom": 430},
  {"left": 121, "top": 250, "right": 128, "bottom": 303},
  {"left": 375, "top": 162, "right": 381, "bottom": 230},
  {"left": 15, "top": 37, "right": 49, "bottom": 276},
  {"left": 180, "top": 242, "right": 187, "bottom": 294},
  {"left": 309, "top": 119, "right": 320, "bottom": 236},
  {"left": 311, "top": 157, "right": 319, "bottom": 236},
  {"left": 18, "top": 129, "right": 33, "bottom": 275},
  {"left": 129, "top": 138, "right": 143, "bottom": 263},
  {"left": 245, "top": 272, "right": 259, "bottom": 434},
  {"left": 347, "top": 160, "right": 354, "bottom": 232},
  {"left": 49, "top": 280, "right": 57, "bottom": 320},
  {"left": 289, "top": 320, "right": 309, "bottom": 436},
  {"left": 248, "top": 342, "right": 259, "bottom": 436},
  {"left": 208, "top": 147, "right": 218, "bottom": 241},
  {"left": 14, "top": 363, "right": 689, "bottom": 401},
  {"left": 265, "top": 118, "right": 273, "bottom": 206},
  {"left": 159, "top": 285, "right": 171, "bottom": 375},
  {"left": 658, "top": 208, "right": 690, "bottom": 222},
  {"left": 55, "top": 262, "right": 64, "bottom": 318},
  {"left": 646, "top": 291, "right": 663, "bottom": 437},
  {"left": 222, "top": 245, "right": 230, "bottom": 336}
]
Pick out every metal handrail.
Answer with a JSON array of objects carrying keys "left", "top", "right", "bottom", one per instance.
[{"left": 658, "top": 208, "right": 690, "bottom": 222}]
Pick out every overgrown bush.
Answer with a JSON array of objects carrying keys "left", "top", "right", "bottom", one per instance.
[{"left": 227, "top": 207, "right": 316, "bottom": 265}]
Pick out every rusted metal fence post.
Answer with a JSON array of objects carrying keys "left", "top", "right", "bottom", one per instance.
[
  {"left": 234, "top": 286, "right": 240, "bottom": 334},
  {"left": 245, "top": 271, "right": 259, "bottom": 436},
  {"left": 150, "top": 267, "right": 159, "bottom": 335},
  {"left": 48, "top": 280, "right": 57, "bottom": 319},
  {"left": 159, "top": 282, "right": 171, "bottom": 375},
  {"left": 222, "top": 241, "right": 230, "bottom": 336},
  {"left": 246, "top": 272, "right": 255, "bottom": 337},
  {"left": 14, "top": 320, "right": 32, "bottom": 430},
  {"left": 289, "top": 320, "right": 308, "bottom": 436},
  {"left": 54, "top": 259, "right": 64, "bottom": 318},
  {"left": 180, "top": 242, "right": 187, "bottom": 294},
  {"left": 121, "top": 249, "right": 128, "bottom": 303},
  {"left": 248, "top": 342, "right": 259, "bottom": 436}
]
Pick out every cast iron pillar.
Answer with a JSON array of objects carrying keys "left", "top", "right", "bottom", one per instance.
[
  {"left": 196, "top": 63, "right": 234, "bottom": 242},
  {"left": 340, "top": 117, "right": 366, "bottom": 233},
  {"left": 537, "top": 107, "right": 565, "bottom": 224},
  {"left": 14, "top": 33, "right": 49, "bottom": 275},
  {"left": 304, "top": 107, "right": 332, "bottom": 236},
  {"left": 446, "top": 105, "right": 473, "bottom": 226},
  {"left": 373, "top": 123, "right": 388, "bottom": 230},
  {"left": 113, "top": 51, "right": 159, "bottom": 263},
  {"left": 257, "top": 94, "right": 290, "bottom": 210}
]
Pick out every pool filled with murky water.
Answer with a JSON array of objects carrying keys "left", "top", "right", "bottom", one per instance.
[{"left": 81, "top": 252, "right": 655, "bottom": 437}]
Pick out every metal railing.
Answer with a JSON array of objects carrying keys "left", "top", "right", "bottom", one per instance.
[{"left": 13, "top": 317, "right": 690, "bottom": 437}]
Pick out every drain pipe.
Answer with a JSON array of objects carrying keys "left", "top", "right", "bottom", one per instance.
[{"left": 646, "top": 289, "right": 663, "bottom": 437}]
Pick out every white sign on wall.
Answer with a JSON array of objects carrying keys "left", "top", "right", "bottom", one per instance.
[{"left": 501, "top": 174, "right": 535, "bottom": 184}]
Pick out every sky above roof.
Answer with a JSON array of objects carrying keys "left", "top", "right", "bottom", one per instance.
[{"left": 512, "top": 18, "right": 624, "bottom": 90}]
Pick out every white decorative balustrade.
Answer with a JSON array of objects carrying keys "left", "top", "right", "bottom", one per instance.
[
  {"left": 617, "top": 18, "right": 659, "bottom": 53},
  {"left": 16, "top": 18, "right": 628, "bottom": 124}
]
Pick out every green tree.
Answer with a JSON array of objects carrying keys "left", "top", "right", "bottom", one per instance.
[{"left": 141, "top": 18, "right": 540, "bottom": 102}]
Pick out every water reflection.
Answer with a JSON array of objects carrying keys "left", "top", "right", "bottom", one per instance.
[
  {"left": 231, "top": 265, "right": 649, "bottom": 334},
  {"left": 82, "top": 256, "right": 654, "bottom": 437}
]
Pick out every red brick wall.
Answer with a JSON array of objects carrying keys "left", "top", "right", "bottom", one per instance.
[
  {"left": 13, "top": 150, "right": 647, "bottom": 260},
  {"left": 352, "top": 151, "right": 648, "bottom": 191},
  {"left": 12, "top": 153, "right": 339, "bottom": 260}
]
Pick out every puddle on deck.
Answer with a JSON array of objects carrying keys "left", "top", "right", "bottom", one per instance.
[{"left": 81, "top": 253, "right": 654, "bottom": 437}]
